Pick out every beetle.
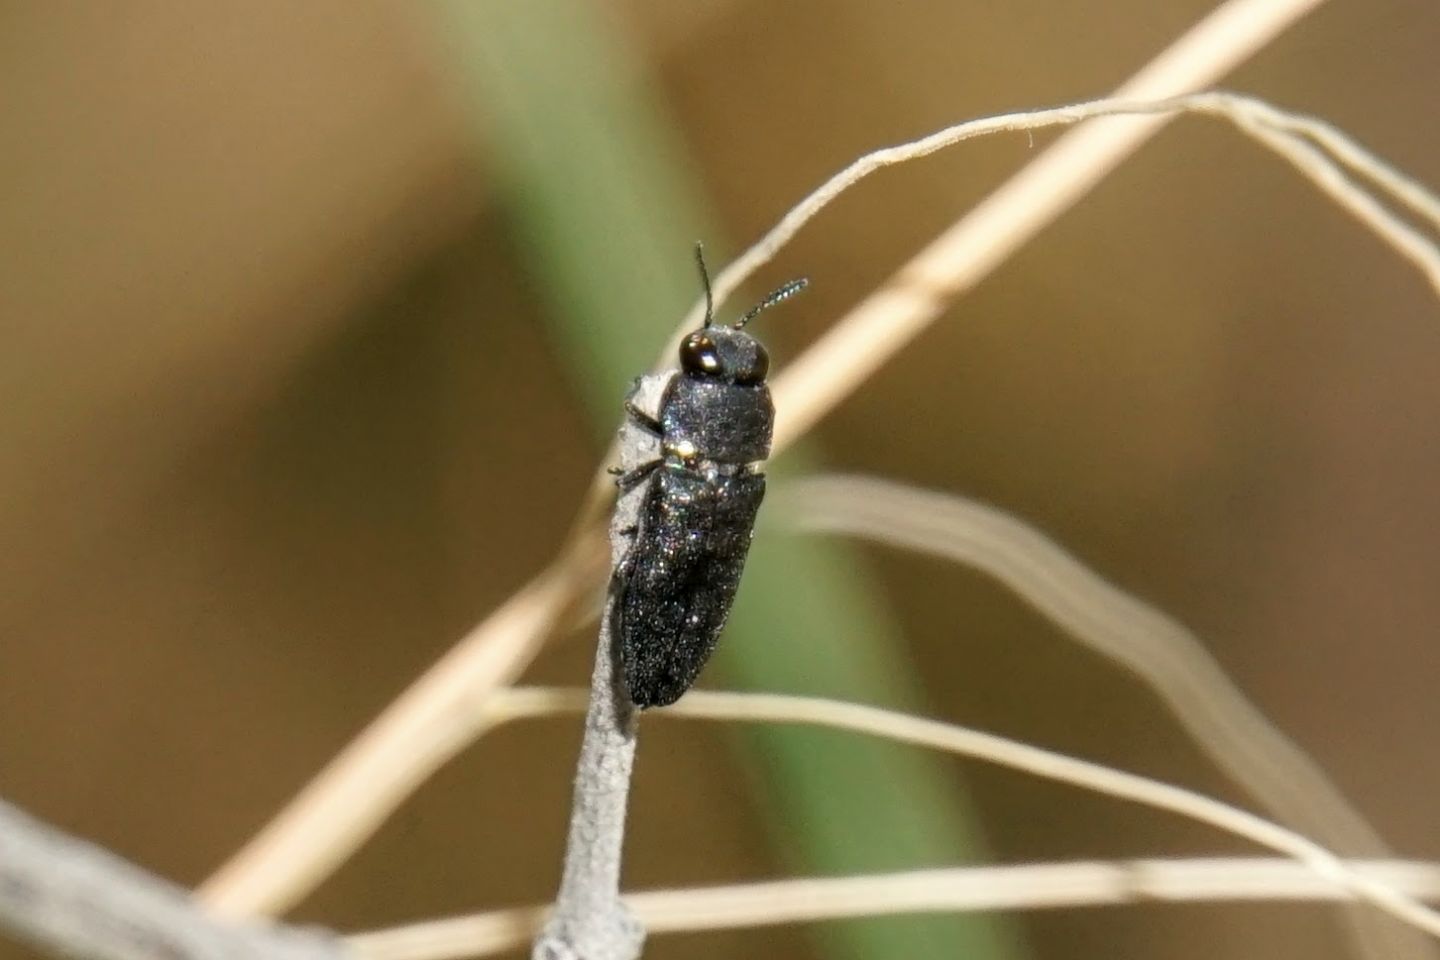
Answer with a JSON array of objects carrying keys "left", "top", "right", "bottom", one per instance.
[{"left": 611, "top": 245, "right": 807, "bottom": 708}]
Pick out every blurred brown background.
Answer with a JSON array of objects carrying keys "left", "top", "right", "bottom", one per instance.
[{"left": 2, "top": 2, "right": 1439, "bottom": 959}]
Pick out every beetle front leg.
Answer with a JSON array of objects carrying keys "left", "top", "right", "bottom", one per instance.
[{"left": 623, "top": 400, "right": 663, "bottom": 437}]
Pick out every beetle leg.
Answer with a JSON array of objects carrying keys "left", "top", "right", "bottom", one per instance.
[
  {"left": 611, "top": 458, "right": 661, "bottom": 490},
  {"left": 623, "top": 401, "right": 663, "bottom": 436}
]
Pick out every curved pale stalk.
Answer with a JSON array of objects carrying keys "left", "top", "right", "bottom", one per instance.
[
  {"left": 195, "top": 544, "right": 605, "bottom": 917},
  {"left": 777, "top": 475, "right": 1392, "bottom": 864},
  {"left": 342, "top": 686, "right": 1440, "bottom": 959},
  {"left": 348, "top": 858, "right": 1440, "bottom": 960}
]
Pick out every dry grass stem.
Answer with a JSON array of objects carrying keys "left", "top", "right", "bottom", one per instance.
[
  {"left": 658, "top": 693, "right": 1440, "bottom": 939},
  {"left": 778, "top": 475, "right": 1392, "bottom": 859},
  {"left": 496, "top": 688, "right": 1440, "bottom": 936},
  {"left": 0, "top": 800, "right": 344, "bottom": 960},
  {"left": 702, "top": 91, "right": 1440, "bottom": 378},
  {"left": 196, "top": 542, "right": 606, "bottom": 918},
  {"left": 343, "top": 684, "right": 1440, "bottom": 959},
  {"left": 528, "top": 376, "right": 670, "bottom": 960},
  {"left": 347, "top": 857, "right": 1440, "bottom": 960},
  {"left": 766, "top": 85, "right": 1439, "bottom": 448},
  {"left": 781, "top": 475, "right": 1434, "bottom": 959},
  {"left": 693, "top": 9, "right": 1317, "bottom": 335},
  {"left": 1211, "top": 93, "right": 1440, "bottom": 232},
  {"left": 1225, "top": 110, "right": 1440, "bottom": 293}
]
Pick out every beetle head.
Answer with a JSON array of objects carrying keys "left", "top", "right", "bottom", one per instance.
[
  {"left": 679, "top": 325, "right": 770, "bottom": 384},
  {"left": 682, "top": 243, "right": 806, "bottom": 385}
]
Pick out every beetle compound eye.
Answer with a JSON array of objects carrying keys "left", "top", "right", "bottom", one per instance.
[
  {"left": 737, "top": 343, "right": 769, "bottom": 384},
  {"left": 680, "top": 333, "right": 722, "bottom": 375}
]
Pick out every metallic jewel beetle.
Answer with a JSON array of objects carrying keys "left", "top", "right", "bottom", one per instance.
[{"left": 611, "top": 245, "right": 807, "bottom": 707}]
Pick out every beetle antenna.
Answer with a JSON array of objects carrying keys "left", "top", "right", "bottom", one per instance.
[
  {"left": 736, "top": 277, "right": 808, "bottom": 329},
  {"left": 694, "top": 242, "right": 715, "bottom": 328}
]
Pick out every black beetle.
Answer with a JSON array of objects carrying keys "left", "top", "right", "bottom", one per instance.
[{"left": 612, "top": 245, "right": 807, "bottom": 708}]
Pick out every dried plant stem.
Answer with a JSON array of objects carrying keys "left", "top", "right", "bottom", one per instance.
[
  {"left": 688, "top": 89, "right": 1440, "bottom": 392},
  {"left": 529, "top": 631, "right": 641, "bottom": 960},
  {"left": 1205, "top": 93, "right": 1440, "bottom": 232},
  {"left": 0, "top": 798, "right": 343, "bottom": 960},
  {"left": 779, "top": 472, "right": 1432, "bottom": 960},
  {"left": 777, "top": 475, "right": 1390, "bottom": 859},
  {"left": 343, "top": 684, "right": 1440, "bottom": 959},
  {"left": 767, "top": 0, "right": 1422, "bottom": 450},
  {"left": 348, "top": 857, "right": 1440, "bottom": 960},
  {"left": 765, "top": 84, "right": 1439, "bottom": 442},
  {"left": 197, "top": 541, "right": 606, "bottom": 918},
  {"left": 1223, "top": 108, "right": 1440, "bottom": 292},
  {"left": 476, "top": 688, "right": 1440, "bottom": 938},
  {"left": 529, "top": 376, "right": 667, "bottom": 960}
]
